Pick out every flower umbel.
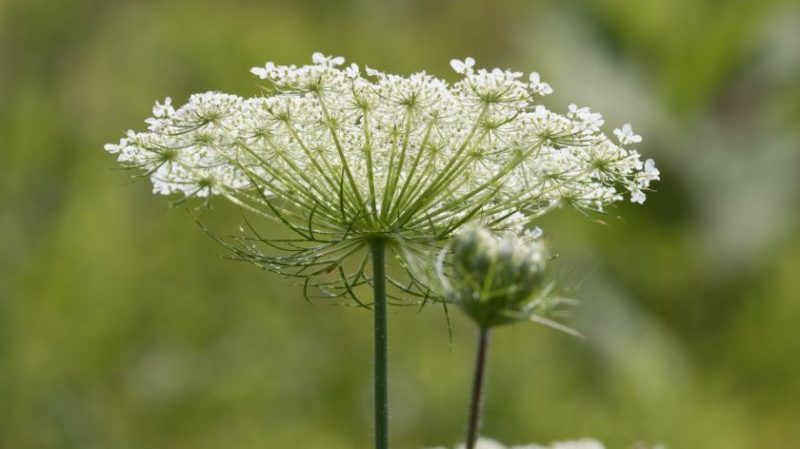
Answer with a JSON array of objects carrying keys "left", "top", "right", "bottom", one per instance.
[{"left": 105, "top": 53, "right": 658, "bottom": 299}]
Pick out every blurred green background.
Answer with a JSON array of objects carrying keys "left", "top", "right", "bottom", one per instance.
[{"left": 2, "top": 0, "right": 799, "bottom": 448}]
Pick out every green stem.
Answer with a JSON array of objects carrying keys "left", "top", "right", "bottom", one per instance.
[
  {"left": 370, "top": 239, "right": 389, "bottom": 449},
  {"left": 466, "top": 326, "right": 491, "bottom": 449}
]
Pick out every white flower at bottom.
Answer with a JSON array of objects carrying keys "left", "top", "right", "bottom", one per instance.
[
  {"left": 456, "top": 438, "right": 517, "bottom": 449},
  {"left": 427, "top": 438, "right": 607, "bottom": 449},
  {"left": 548, "top": 439, "right": 605, "bottom": 449}
]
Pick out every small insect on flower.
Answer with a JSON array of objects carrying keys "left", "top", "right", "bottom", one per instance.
[{"left": 105, "top": 53, "right": 658, "bottom": 302}]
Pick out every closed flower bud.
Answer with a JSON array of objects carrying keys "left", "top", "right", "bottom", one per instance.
[{"left": 444, "top": 225, "right": 550, "bottom": 328}]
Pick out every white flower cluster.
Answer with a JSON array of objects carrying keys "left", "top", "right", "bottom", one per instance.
[
  {"left": 427, "top": 437, "right": 607, "bottom": 449},
  {"left": 106, "top": 53, "right": 657, "bottom": 238}
]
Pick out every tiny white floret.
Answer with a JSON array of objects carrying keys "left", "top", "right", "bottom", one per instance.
[
  {"left": 613, "top": 123, "right": 642, "bottom": 145},
  {"left": 450, "top": 57, "right": 476, "bottom": 74}
]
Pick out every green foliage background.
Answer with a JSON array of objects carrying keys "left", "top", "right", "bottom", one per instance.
[{"left": 2, "top": 0, "right": 799, "bottom": 447}]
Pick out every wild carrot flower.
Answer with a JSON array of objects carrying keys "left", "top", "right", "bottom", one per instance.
[
  {"left": 104, "top": 53, "right": 658, "bottom": 449},
  {"left": 105, "top": 52, "right": 657, "bottom": 297}
]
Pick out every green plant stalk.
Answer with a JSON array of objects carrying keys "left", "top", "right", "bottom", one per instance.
[
  {"left": 466, "top": 326, "right": 491, "bottom": 449},
  {"left": 370, "top": 239, "right": 389, "bottom": 449}
]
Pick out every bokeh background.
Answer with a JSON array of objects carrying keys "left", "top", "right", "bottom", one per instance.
[{"left": 2, "top": 0, "right": 799, "bottom": 448}]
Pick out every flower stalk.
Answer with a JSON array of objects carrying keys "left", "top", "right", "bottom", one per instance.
[
  {"left": 370, "top": 239, "right": 389, "bottom": 449},
  {"left": 466, "top": 326, "right": 490, "bottom": 449},
  {"left": 439, "top": 225, "right": 582, "bottom": 447}
]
